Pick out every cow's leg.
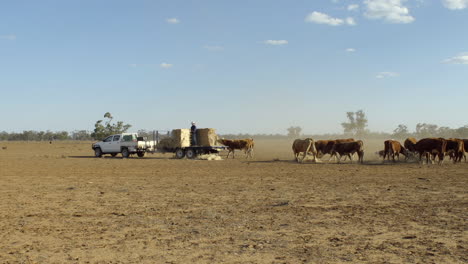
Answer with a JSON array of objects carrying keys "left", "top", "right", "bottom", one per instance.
[
  {"left": 427, "top": 152, "right": 433, "bottom": 164},
  {"left": 311, "top": 152, "right": 317, "bottom": 163},
  {"left": 294, "top": 152, "right": 299, "bottom": 162},
  {"left": 348, "top": 153, "right": 353, "bottom": 163},
  {"left": 438, "top": 153, "right": 444, "bottom": 165},
  {"left": 336, "top": 153, "right": 342, "bottom": 163},
  {"left": 301, "top": 151, "right": 307, "bottom": 163}
]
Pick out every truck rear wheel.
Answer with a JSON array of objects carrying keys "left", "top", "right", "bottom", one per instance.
[
  {"left": 175, "top": 148, "right": 185, "bottom": 159},
  {"left": 94, "top": 148, "right": 102, "bottom": 158},
  {"left": 186, "top": 149, "right": 197, "bottom": 159},
  {"left": 121, "top": 148, "right": 130, "bottom": 158},
  {"left": 137, "top": 152, "right": 145, "bottom": 158}
]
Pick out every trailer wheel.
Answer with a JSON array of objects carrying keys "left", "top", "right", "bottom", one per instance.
[
  {"left": 121, "top": 148, "right": 130, "bottom": 158},
  {"left": 94, "top": 148, "right": 102, "bottom": 158},
  {"left": 175, "top": 148, "right": 185, "bottom": 159},
  {"left": 137, "top": 152, "right": 145, "bottom": 158},
  {"left": 186, "top": 149, "right": 197, "bottom": 159}
]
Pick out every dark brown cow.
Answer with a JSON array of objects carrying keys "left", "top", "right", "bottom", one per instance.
[
  {"left": 404, "top": 137, "right": 417, "bottom": 152},
  {"left": 218, "top": 138, "right": 254, "bottom": 159},
  {"left": 383, "top": 140, "right": 408, "bottom": 162},
  {"left": 292, "top": 138, "right": 317, "bottom": 163},
  {"left": 446, "top": 138, "right": 465, "bottom": 163},
  {"left": 330, "top": 140, "right": 364, "bottom": 164},
  {"left": 314, "top": 140, "right": 333, "bottom": 158},
  {"left": 463, "top": 139, "right": 468, "bottom": 162},
  {"left": 315, "top": 138, "right": 354, "bottom": 161},
  {"left": 414, "top": 138, "right": 447, "bottom": 165}
]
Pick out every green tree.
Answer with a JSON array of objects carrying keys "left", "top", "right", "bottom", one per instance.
[
  {"left": 392, "top": 124, "right": 409, "bottom": 139},
  {"left": 341, "top": 110, "right": 368, "bottom": 137},
  {"left": 91, "top": 112, "right": 131, "bottom": 140},
  {"left": 415, "top": 123, "right": 438, "bottom": 138},
  {"left": 287, "top": 126, "right": 302, "bottom": 138}
]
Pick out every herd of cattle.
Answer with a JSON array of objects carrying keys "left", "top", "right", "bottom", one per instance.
[
  {"left": 380, "top": 137, "right": 467, "bottom": 165},
  {"left": 216, "top": 137, "right": 467, "bottom": 165},
  {"left": 291, "top": 137, "right": 467, "bottom": 165},
  {"left": 292, "top": 138, "right": 363, "bottom": 163}
]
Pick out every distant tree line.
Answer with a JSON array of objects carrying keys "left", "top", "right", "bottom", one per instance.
[
  {"left": 1, "top": 111, "right": 467, "bottom": 141},
  {"left": 0, "top": 130, "right": 93, "bottom": 141},
  {"left": 286, "top": 110, "right": 468, "bottom": 140}
]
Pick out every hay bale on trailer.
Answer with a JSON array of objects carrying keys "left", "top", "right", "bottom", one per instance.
[
  {"left": 157, "top": 137, "right": 176, "bottom": 151},
  {"left": 196, "top": 128, "right": 218, "bottom": 146},
  {"left": 156, "top": 129, "right": 190, "bottom": 151},
  {"left": 172, "top": 129, "right": 191, "bottom": 148}
]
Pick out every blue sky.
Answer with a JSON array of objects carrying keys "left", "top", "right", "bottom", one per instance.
[{"left": 0, "top": 0, "right": 467, "bottom": 134}]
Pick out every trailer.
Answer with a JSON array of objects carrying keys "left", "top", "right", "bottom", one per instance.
[
  {"left": 157, "top": 145, "right": 228, "bottom": 159},
  {"left": 152, "top": 129, "right": 227, "bottom": 159}
]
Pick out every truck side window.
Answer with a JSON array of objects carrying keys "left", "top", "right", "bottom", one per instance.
[
  {"left": 103, "top": 136, "right": 113, "bottom": 142},
  {"left": 122, "top": 135, "right": 132, "bottom": 142},
  {"left": 113, "top": 135, "right": 121, "bottom": 141}
]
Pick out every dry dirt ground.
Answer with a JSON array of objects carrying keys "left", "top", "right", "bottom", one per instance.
[{"left": 0, "top": 140, "right": 466, "bottom": 264}]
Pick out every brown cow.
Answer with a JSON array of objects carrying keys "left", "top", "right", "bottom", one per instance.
[
  {"left": 404, "top": 137, "right": 418, "bottom": 161},
  {"left": 404, "top": 137, "right": 417, "bottom": 152},
  {"left": 292, "top": 138, "right": 317, "bottom": 163},
  {"left": 463, "top": 139, "right": 468, "bottom": 162},
  {"left": 383, "top": 140, "right": 408, "bottom": 163},
  {"left": 315, "top": 140, "right": 332, "bottom": 159},
  {"left": 446, "top": 138, "right": 465, "bottom": 163},
  {"left": 330, "top": 140, "right": 364, "bottom": 164},
  {"left": 414, "top": 138, "right": 447, "bottom": 165},
  {"left": 315, "top": 138, "right": 354, "bottom": 161},
  {"left": 218, "top": 138, "right": 254, "bottom": 159}
]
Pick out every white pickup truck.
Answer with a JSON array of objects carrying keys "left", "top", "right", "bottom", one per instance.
[{"left": 92, "top": 133, "right": 156, "bottom": 158}]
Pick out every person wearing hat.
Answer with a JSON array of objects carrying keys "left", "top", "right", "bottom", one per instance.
[{"left": 190, "top": 121, "right": 197, "bottom": 146}]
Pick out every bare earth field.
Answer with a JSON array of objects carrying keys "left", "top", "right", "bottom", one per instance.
[{"left": 0, "top": 140, "right": 466, "bottom": 264}]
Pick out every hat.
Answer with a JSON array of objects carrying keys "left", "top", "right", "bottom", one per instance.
[{"left": 191, "top": 121, "right": 196, "bottom": 125}]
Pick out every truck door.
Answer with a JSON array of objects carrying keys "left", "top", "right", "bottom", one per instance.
[
  {"left": 110, "top": 135, "right": 121, "bottom": 153},
  {"left": 100, "top": 136, "right": 114, "bottom": 153}
]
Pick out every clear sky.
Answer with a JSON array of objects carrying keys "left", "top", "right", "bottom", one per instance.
[{"left": 1, "top": 0, "right": 467, "bottom": 135}]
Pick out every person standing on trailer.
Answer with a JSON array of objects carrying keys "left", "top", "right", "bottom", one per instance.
[{"left": 190, "top": 121, "right": 197, "bottom": 146}]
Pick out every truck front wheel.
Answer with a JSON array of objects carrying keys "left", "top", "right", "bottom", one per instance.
[
  {"left": 94, "top": 148, "right": 103, "bottom": 158},
  {"left": 121, "top": 148, "right": 130, "bottom": 158}
]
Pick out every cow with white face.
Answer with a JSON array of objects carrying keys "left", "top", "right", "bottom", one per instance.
[{"left": 292, "top": 138, "right": 317, "bottom": 163}]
